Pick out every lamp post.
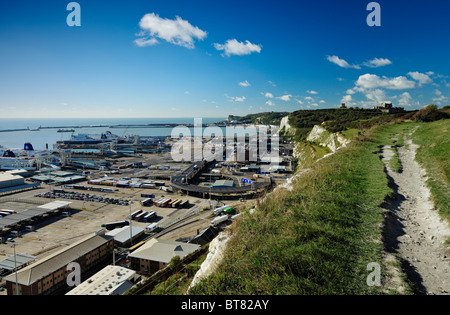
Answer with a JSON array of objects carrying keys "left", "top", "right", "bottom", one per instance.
[
  {"left": 11, "top": 244, "right": 18, "bottom": 295},
  {"left": 129, "top": 202, "right": 133, "bottom": 247}
]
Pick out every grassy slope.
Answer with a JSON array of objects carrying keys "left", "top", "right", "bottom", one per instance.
[
  {"left": 190, "top": 123, "right": 416, "bottom": 295},
  {"left": 413, "top": 119, "right": 450, "bottom": 222}
]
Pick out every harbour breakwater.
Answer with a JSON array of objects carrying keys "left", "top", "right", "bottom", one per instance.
[{"left": 0, "top": 123, "right": 230, "bottom": 133}]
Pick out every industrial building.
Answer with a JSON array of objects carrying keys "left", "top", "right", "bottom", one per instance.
[
  {"left": 105, "top": 225, "right": 145, "bottom": 247},
  {"left": 0, "top": 170, "right": 39, "bottom": 196},
  {"left": 3, "top": 231, "right": 114, "bottom": 295},
  {"left": 128, "top": 239, "right": 200, "bottom": 275},
  {"left": 0, "top": 200, "right": 71, "bottom": 233},
  {"left": 0, "top": 173, "right": 25, "bottom": 189},
  {"left": 30, "top": 170, "right": 86, "bottom": 184},
  {"left": 66, "top": 265, "right": 139, "bottom": 295},
  {"left": 211, "top": 179, "right": 235, "bottom": 188}
]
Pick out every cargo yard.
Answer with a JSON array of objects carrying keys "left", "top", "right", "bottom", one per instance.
[{"left": 0, "top": 127, "right": 295, "bottom": 295}]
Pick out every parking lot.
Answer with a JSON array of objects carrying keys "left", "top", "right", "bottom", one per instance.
[{"left": 0, "top": 180, "right": 213, "bottom": 268}]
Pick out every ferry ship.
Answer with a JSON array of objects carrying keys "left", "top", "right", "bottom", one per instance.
[{"left": 0, "top": 143, "right": 59, "bottom": 171}]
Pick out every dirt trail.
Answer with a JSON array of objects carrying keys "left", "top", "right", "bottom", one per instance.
[{"left": 381, "top": 128, "right": 450, "bottom": 295}]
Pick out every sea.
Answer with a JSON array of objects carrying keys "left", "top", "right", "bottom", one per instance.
[{"left": 0, "top": 117, "right": 226, "bottom": 151}]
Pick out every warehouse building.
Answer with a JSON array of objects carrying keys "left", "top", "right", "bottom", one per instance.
[
  {"left": 129, "top": 239, "right": 200, "bottom": 275},
  {"left": 0, "top": 171, "right": 40, "bottom": 196},
  {"left": 3, "top": 231, "right": 114, "bottom": 295},
  {"left": 0, "top": 173, "right": 25, "bottom": 189},
  {"left": 105, "top": 225, "right": 145, "bottom": 247},
  {"left": 211, "top": 179, "right": 235, "bottom": 188}
]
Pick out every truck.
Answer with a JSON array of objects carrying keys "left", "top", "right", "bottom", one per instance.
[
  {"left": 211, "top": 215, "right": 229, "bottom": 227},
  {"left": 0, "top": 209, "right": 17, "bottom": 214},
  {"left": 101, "top": 221, "right": 129, "bottom": 231},
  {"left": 142, "top": 198, "right": 153, "bottom": 207},
  {"left": 134, "top": 212, "right": 148, "bottom": 222},
  {"left": 213, "top": 205, "right": 228, "bottom": 216},
  {"left": 155, "top": 198, "right": 165, "bottom": 207},
  {"left": 179, "top": 200, "right": 189, "bottom": 208},
  {"left": 145, "top": 223, "right": 158, "bottom": 233},
  {"left": 171, "top": 199, "right": 182, "bottom": 208},
  {"left": 222, "top": 207, "right": 234, "bottom": 214},
  {"left": 129, "top": 209, "right": 143, "bottom": 220},
  {"left": 159, "top": 199, "right": 171, "bottom": 207},
  {"left": 143, "top": 211, "right": 157, "bottom": 222}
]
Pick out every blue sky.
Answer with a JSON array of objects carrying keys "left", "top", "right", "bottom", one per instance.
[{"left": 0, "top": 0, "right": 449, "bottom": 118}]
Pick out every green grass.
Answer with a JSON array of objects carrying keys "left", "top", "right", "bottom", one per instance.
[
  {"left": 412, "top": 119, "right": 450, "bottom": 222},
  {"left": 341, "top": 128, "right": 359, "bottom": 140},
  {"left": 189, "top": 123, "right": 416, "bottom": 295},
  {"left": 188, "top": 120, "right": 450, "bottom": 295},
  {"left": 389, "top": 146, "right": 403, "bottom": 173}
]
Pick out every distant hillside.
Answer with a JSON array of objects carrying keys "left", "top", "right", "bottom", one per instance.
[{"left": 227, "top": 112, "right": 290, "bottom": 126}]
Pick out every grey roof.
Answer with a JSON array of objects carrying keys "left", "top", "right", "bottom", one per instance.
[
  {"left": 106, "top": 226, "right": 144, "bottom": 245},
  {"left": 0, "top": 253, "right": 36, "bottom": 271},
  {"left": 66, "top": 265, "right": 136, "bottom": 295},
  {"left": 129, "top": 239, "right": 200, "bottom": 263},
  {"left": 3, "top": 233, "right": 113, "bottom": 286},
  {"left": 0, "top": 201, "right": 71, "bottom": 230}
]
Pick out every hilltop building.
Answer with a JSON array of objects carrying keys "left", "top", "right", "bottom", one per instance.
[{"left": 373, "top": 102, "right": 405, "bottom": 114}]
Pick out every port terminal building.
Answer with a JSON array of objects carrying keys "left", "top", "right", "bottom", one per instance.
[{"left": 3, "top": 231, "right": 114, "bottom": 295}]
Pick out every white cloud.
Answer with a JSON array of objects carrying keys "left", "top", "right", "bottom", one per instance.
[
  {"left": 356, "top": 74, "right": 416, "bottom": 90},
  {"left": 364, "top": 89, "right": 387, "bottom": 103},
  {"left": 432, "top": 95, "right": 448, "bottom": 104},
  {"left": 295, "top": 99, "right": 304, "bottom": 105},
  {"left": 326, "top": 55, "right": 361, "bottom": 69},
  {"left": 214, "top": 39, "right": 262, "bottom": 56},
  {"left": 304, "top": 96, "right": 314, "bottom": 101},
  {"left": 363, "top": 58, "right": 392, "bottom": 68},
  {"left": 341, "top": 94, "right": 353, "bottom": 104},
  {"left": 266, "top": 100, "right": 275, "bottom": 106},
  {"left": 239, "top": 80, "right": 251, "bottom": 87},
  {"left": 267, "top": 81, "right": 276, "bottom": 87},
  {"left": 319, "top": 100, "right": 326, "bottom": 103},
  {"left": 398, "top": 92, "right": 412, "bottom": 107},
  {"left": 225, "top": 94, "right": 246, "bottom": 102},
  {"left": 328, "top": 55, "right": 393, "bottom": 69},
  {"left": 407, "top": 71, "right": 433, "bottom": 86},
  {"left": 307, "top": 90, "right": 318, "bottom": 94},
  {"left": 135, "top": 13, "right": 207, "bottom": 49},
  {"left": 277, "top": 94, "right": 292, "bottom": 101},
  {"left": 264, "top": 92, "right": 274, "bottom": 99},
  {"left": 134, "top": 37, "right": 159, "bottom": 47}
]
